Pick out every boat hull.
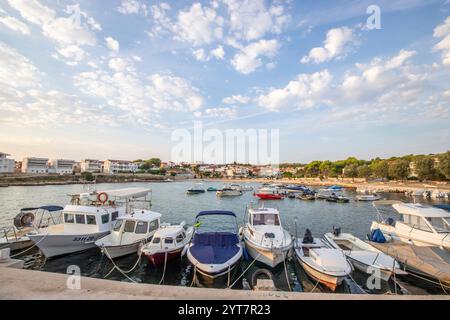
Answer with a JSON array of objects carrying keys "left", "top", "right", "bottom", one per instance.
[
  {"left": 0, "top": 238, "right": 33, "bottom": 252},
  {"left": 347, "top": 256, "right": 392, "bottom": 282},
  {"left": 244, "top": 240, "right": 291, "bottom": 268},
  {"left": 28, "top": 231, "right": 109, "bottom": 258},
  {"left": 297, "top": 257, "right": 345, "bottom": 291},
  {"left": 101, "top": 242, "right": 142, "bottom": 259},
  {"left": 193, "top": 260, "right": 240, "bottom": 288},
  {"left": 144, "top": 248, "right": 183, "bottom": 267},
  {"left": 255, "top": 194, "right": 283, "bottom": 200}
]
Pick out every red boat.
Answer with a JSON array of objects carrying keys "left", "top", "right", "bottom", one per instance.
[
  {"left": 145, "top": 248, "right": 183, "bottom": 266},
  {"left": 254, "top": 188, "right": 284, "bottom": 200},
  {"left": 139, "top": 222, "right": 193, "bottom": 267}
]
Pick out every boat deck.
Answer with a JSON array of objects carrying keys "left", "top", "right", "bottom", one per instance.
[{"left": 370, "top": 241, "right": 450, "bottom": 285}]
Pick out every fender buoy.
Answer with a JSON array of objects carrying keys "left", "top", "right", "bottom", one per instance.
[
  {"left": 97, "top": 192, "right": 109, "bottom": 204},
  {"left": 250, "top": 268, "right": 273, "bottom": 288}
]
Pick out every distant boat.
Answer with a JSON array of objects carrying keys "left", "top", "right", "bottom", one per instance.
[
  {"left": 216, "top": 188, "right": 242, "bottom": 197},
  {"left": 187, "top": 183, "right": 205, "bottom": 194},
  {"left": 356, "top": 193, "right": 381, "bottom": 201},
  {"left": 207, "top": 187, "right": 220, "bottom": 192},
  {"left": 327, "top": 185, "right": 344, "bottom": 190},
  {"left": 297, "top": 194, "right": 315, "bottom": 201},
  {"left": 326, "top": 194, "right": 350, "bottom": 203},
  {"left": 254, "top": 187, "right": 284, "bottom": 200},
  {"left": 230, "top": 184, "right": 253, "bottom": 191}
]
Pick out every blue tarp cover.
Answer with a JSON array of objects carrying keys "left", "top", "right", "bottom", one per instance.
[
  {"left": 369, "top": 228, "right": 386, "bottom": 243},
  {"left": 20, "top": 205, "right": 63, "bottom": 212},
  {"left": 190, "top": 232, "right": 240, "bottom": 264},
  {"left": 196, "top": 210, "right": 236, "bottom": 218}
]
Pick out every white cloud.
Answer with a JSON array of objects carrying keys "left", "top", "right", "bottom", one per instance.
[
  {"left": 108, "top": 57, "right": 130, "bottom": 71},
  {"left": 147, "top": 2, "right": 171, "bottom": 39},
  {"left": 55, "top": 45, "right": 86, "bottom": 66},
  {"left": 210, "top": 45, "right": 225, "bottom": 60},
  {"left": 257, "top": 70, "right": 332, "bottom": 111},
  {"left": 0, "top": 41, "right": 40, "bottom": 88},
  {"left": 222, "top": 94, "right": 250, "bottom": 104},
  {"left": 192, "top": 48, "right": 209, "bottom": 61},
  {"left": 0, "top": 15, "right": 30, "bottom": 35},
  {"left": 301, "top": 26, "right": 354, "bottom": 64},
  {"left": 42, "top": 17, "right": 96, "bottom": 46},
  {"left": 204, "top": 106, "right": 237, "bottom": 118},
  {"left": 433, "top": 16, "right": 450, "bottom": 65},
  {"left": 7, "top": 0, "right": 55, "bottom": 26},
  {"left": 105, "top": 36, "right": 120, "bottom": 52},
  {"left": 117, "top": 0, "right": 148, "bottom": 16},
  {"left": 223, "top": 0, "right": 290, "bottom": 41},
  {"left": 231, "top": 39, "right": 279, "bottom": 74},
  {"left": 173, "top": 2, "right": 224, "bottom": 46}
]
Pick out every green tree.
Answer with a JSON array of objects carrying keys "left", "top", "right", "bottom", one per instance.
[
  {"left": 80, "top": 171, "right": 94, "bottom": 181},
  {"left": 370, "top": 160, "right": 389, "bottom": 179},
  {"left": 438, "top": 151, "right": 450, "bottom": 179},
  {"left": 344, "top": 164, "right": 358, "bottom": 180},
  {"left": 357, "top": 164, "right": 372, "bottom": 180},
  {"left": 304, "top": 161, "right": 322, "bottom": 177},
  {"left": 388, "top": 160, "right": 410, "bottom": 181},
  {"left": 415, "top": 157, "right": 436, "bottom": 181},
  {"left": 282, "top": 171, "right": 293, "bottom": 178}
]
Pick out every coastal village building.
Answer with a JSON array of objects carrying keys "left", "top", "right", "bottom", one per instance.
[
  {"left": 21, "top": 157, "right": 49, "bottom": 174},
  {"left": 48, "top": 159, "right": 75, "bottom": 175},
  {"left": 103, "top": 160, "right": 138, "bottom": 174},
  {"left": 80, "top": 159, "right": 103, "bottom": 173},
  {"left": 0, "top": 152, "right": 15, "bottom": 174}
]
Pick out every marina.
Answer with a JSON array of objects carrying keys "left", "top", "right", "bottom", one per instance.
[{"left": 0, "top": 180, "right": 449, "bottom": 296}]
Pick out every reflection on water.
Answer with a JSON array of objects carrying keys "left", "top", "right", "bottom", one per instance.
[{"left": 1, "top": 181, "right": 448, "bottom": 295}]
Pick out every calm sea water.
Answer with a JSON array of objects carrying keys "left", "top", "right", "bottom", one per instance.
[{"left": 0, "top": 181, "right": 448, "bottom": 295}]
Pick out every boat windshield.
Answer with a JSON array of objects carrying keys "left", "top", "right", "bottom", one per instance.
[
  {"left": 425, "top": 217, "right": 450, "bottom": 233},
  {"left": 252, "top": 214, "right": 280, "bottom": 226},
  {"left": 113, "top": 219, "right": 123, "bottom": 231}
]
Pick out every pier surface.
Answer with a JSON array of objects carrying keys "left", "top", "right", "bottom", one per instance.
[{"left": 0, "top": 268, "right": 447, "bottom": 300}]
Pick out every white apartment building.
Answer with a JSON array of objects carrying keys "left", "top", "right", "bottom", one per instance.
[
  {"left": 48, "top": 159, "right": 75, "bottom": 174},
  {"left": 0, "top": 152, "right": 15, "bottom": 173},
  {"left": 103, "top": 160, "right": 138, "bottom": 174},
  {"left": 80, "top": 159, "right": 103, "bottom": 173},
  {"left": 22, "top": 157, "right": 49, "bottom": 174}
]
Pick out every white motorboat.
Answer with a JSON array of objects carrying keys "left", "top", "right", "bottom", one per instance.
[
  {"left": 356, "top": 193, "right": 381, "bottom": 201},
  {"left": 95, "top": 210, "right": 161, "bottom": 259},
  {"left": 323, "top": 230, "right": 406, "bottom": 281},
  {"left": 315, "top": 189, "right": 340, "bottom": 200},
  {"left": 370, "top": 200, "right": 450, "bottom": 249},
  {"left": 431, "top": 189, "right": 446, "bottom": 199},
  {"left": 187, "top": 183, "right": 206, "bottom": 194},
  {"left": 230, "top": 184, "right": 253, "bottom": 191},
  {"left": 28, "top": 188, "right": 152, "bottom": 258},
  {"left": 294, "top": 230, "right": 352, "bottom": 291},
  {"left": 216, "top": 187, "right": 242, "bottom": 197},
  {"left": 187, "top": 210, "right": 243, "bottom": 287},
  {"left": 242, "top": 207, "right": 292, "bottom": 268},
  {"left": 140, "top": 221, "right": 194, "bottom": 267},
  {"left": 0, "top": 205, "right": 63, "bottom": 252}
]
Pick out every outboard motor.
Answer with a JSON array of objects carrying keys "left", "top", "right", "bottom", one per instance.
[
  {"left": 302, "top": 229, "right": 314, "bottom": 244},
  {"left": 385, "top": 217, "right": 395, "bottom": 226},
  {"left": 332, "top": 226, "right": 341, "bottom": 236}
]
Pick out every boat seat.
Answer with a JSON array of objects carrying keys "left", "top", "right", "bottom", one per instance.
[{"left": 190, "top": 232, "right": 240, "bottom": 264}]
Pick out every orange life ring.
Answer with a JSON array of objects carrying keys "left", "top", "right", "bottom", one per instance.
[{"left": 97, "top": 192, "right": 108, "bottom": 204}]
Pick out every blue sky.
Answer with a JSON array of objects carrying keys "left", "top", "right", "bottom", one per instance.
[{"left": 0, "top": 0, "right": 449, "bottom": 163}]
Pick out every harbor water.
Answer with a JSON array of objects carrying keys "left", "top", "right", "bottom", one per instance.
[{"left": 0, "top": 181, "right": 448, "bottom": 295}]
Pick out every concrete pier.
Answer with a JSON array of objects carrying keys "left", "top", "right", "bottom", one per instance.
[{"left": 0, "top": 268, "right": 448, "bottom": 300}]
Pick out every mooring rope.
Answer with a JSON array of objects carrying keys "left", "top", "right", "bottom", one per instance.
[
  {"left": 190, "top": 264, "right": 197, "bottom": 287},
  {"left": 282, "top": 251, "right": 292, "bottom": 291},
  {"left": 158, "top": 251, "right": 168, "bottom": 285},
  {"left": 102, "top": 245, "right": 143, "bottom": 283},
  {"left": 227, "top": 252, "right": 261, "bottom": 289},
  {"left": 10, "top": 230, "right": 50, "bottom": 258}
]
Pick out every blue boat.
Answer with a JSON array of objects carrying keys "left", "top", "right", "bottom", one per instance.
[
  {"left": 187, "top": 210, "right": 243, "bottom": 287},
  {"left": 327, "top": 185, "right": 344, "bottom": 190}
]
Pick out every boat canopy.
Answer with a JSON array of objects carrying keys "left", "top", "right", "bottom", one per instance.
[
  {"left": 248, "top": 207, "right": 279, "bottom": 215},
  {"left": 20, "top": 205, "right": 64, "bottom": 212},
  {"left": 98, "top": 188, "right": 151, "bottom": 199},
  {"left": 196, "top": 210, "right": 236, "bottom": 218},
  {"left": 328, "top": 185, "right": 343, "bottom": 190},
  {"left": 393, "top": 203, "right": 450, "bottom": 218},
  {"left": 434, "top": 204, "right": 450, "bottom": 212},
  {"left": 117, "top": 210, "right": 161, "bottom": 222}
]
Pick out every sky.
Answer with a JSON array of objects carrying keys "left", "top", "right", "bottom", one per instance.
[{"left": 0, "top": 0, "right": 449, "bottom": 163}]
